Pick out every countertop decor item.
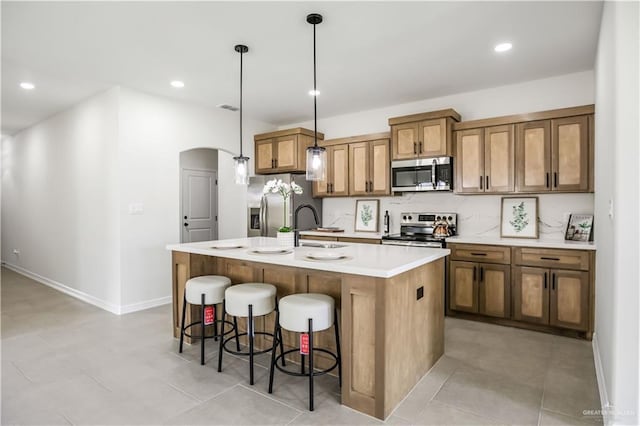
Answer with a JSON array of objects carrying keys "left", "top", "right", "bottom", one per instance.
[
  {"left": 500, "top": 196, "right": 539, "bottom": 239},
  {"left": 565, "top": 213, "right": 594, "bottom": 242},
  {"left": 262, "top": 179, "right": 303, "bottom": 235},
  {"left": 305, "top": 13, "right": 327, "bottom": 182},
  {"left": 355, "top": 199, "right": 380, "bottom": 232},
  {"left": 233, "top": 44, "right": 250, "bottom": 185}
]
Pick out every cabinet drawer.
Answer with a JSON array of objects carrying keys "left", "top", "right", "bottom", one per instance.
[
  {"left": 513, "top": 247, "right": 590, "bottom": 271},
  {"left": 449, "top": 244, "right": 511, "bottom": 264}
]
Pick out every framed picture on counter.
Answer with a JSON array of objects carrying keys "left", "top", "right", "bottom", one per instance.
[
  {"left": 354, "top": 199, "right": 379, "bottom": 232},
  {"left": 565, "top": 214, "right": 594, "bottom": 242},
  {"left": 500, "top": 196, "right": 539, "bottom": 239}
]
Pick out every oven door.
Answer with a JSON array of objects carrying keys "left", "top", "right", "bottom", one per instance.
[{"left": 391, "top": 157, "right": 452, "bottom": 192}]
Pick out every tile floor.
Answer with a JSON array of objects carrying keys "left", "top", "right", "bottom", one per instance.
[{"left": 1, "top": 267, "right": 602, "bottom": 425}]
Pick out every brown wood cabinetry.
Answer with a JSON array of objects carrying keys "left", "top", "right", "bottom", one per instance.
[
  {"left": 388, "top": 109, "right": 461, "bottom": 160},
  {"left": 453, "top": 105, "right": 594, "bottom": 194},
  {"left": 455, "top": 125, "right": 514, "bottom": 194},
  {"left": 314, "top": 144, "right": 349, "bottom": 197},
  {"left": 449, "top": 245, "right": 511, "bottom": 319},
  {"left": 313, "top": 133, "right": 390, "bottom": 198},
  {"left": 254, "top": 128, "right": 323, "bottom": 174},
  {"left": 447, "top": 242, "right": 595, "bottom": 338},
  {"left": 301, "top": 235, "right": 381, "bottom": 245}
]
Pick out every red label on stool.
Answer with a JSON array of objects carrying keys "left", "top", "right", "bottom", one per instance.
[
  {"left": 300, "top": 334, "right": 309, "bottom": 355},
  {"left": 204, "top": 306, "right": 215, "bottom": 325}
]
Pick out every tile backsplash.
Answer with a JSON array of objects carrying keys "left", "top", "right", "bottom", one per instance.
[{"left": 322, "top": 192, "right": 594, "bottom": 241}]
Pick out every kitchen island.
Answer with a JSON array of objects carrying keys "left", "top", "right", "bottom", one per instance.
[{"left": 167, "top": 237, "right": 449, "bottom": 420}]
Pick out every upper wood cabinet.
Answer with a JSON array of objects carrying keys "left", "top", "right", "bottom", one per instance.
[
  {"left": 313, "top": 133, "right": 390, "bottom": 198},
  {"left": 254, "top": 128, "right": 323, "bottom": 175},
  {"left": 454, "top": 105, "right": 594, "bottom": 194},
  {"left": 388, "top": 109, "right": 461, "bottom": 160},
  {"left": 455, "top": 125, "right": 514, "bottom": 194},
  {"left": 349, "top": 139, "right": 390, "bottom": 196},
  {"left": 313, "top": 144, "right": 349, "bottom": 197}
]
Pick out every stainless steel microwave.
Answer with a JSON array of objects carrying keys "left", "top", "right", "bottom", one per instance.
[{"left": 391, "top": 157, "right": 453, "bottom": 192}]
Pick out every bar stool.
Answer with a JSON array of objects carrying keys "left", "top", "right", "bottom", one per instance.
[
  {"left": 268, "top": 293, "right": 342, "bottom": 411},
  {"left": 217, "top": 283, "right": 285, "bottom": 385},
  {"left": 179, "top": 275, "right": 232, "bottom": 365}
]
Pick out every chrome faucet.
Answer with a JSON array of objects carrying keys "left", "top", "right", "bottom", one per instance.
[{"left": 293, "top": 204, "right": 320, "bottom": 247}]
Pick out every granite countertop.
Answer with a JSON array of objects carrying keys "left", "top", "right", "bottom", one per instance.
[
  {"left": 166, "top": 237, "right": 449, "bottom": 278},
  {"left": 446, "top": 236, "right": 596, "bottom": 251}
]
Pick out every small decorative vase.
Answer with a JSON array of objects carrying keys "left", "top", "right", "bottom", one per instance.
[{"left": 277, "top": 231, "right": 294, "bottom": 247}]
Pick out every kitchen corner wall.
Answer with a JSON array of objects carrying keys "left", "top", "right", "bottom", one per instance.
[{"left": 280, "top": 70, "right": 595, "bottom": 239}]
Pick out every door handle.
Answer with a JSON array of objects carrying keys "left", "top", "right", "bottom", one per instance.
[
  {"left": 552, "top": 273, "right": 556, "bottom": 290},
  {"left": 275, "top": 158, "right": 278, "bottom": 168},
  {"left": 431, "top": 159, "right": 437, "bottom": 188},
  {"left": 271, "top": 159, "right": 274, "bottom": 168},
  {"left": 473, "top": 266, "right": 477, "bottom": 281},
  {"left": 480, "top": 176, "right": 483, "bottom": 190},
  {"left": 183, "top": 222, "right": 188, "bottom": 227},
  {"left": 479, "top": 266, "right": 484, "bottom": 282},
  {"left": 413, "top": 142, "right": 417, "bottom": 155},
  {"left": 485, "top": 175, "right": 489, "bottom": 189},
  {"left": 184, "top": 216, "right": 187, "bottom": 220},
  {"left": 260, "top": 195, "right": 268, "bottom": 236},
  {"left": 419, "top": 141, "right": 423, "bottom": 153},
  {"left": 546, "top": 172, "right": 550, "bottom": 188},
  {"left": 544, "top": 272, "right": 548, "bottom": 289},
  {"left": 470, "top": 253, "right": 487, "bottom": 256},
  {"left": 554, "top": 172, "right": 558, "bottom": 188},
  {"left": 540, "top": 257, "right": 560, "bottom": 261}
]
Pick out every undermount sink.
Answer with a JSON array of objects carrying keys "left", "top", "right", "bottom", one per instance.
[{"left": 300, "top": 242, "right": 347, "bottom": 249}]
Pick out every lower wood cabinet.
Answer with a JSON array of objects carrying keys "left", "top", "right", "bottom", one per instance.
[{"left": 448, "top": 242, "right": 594, "bottom": 339}]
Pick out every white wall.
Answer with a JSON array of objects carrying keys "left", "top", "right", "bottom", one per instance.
[
  {"left": 1, "top": 88, "right": 121, "bottom": 311},
  {"left": 282, "top": 71, "right": 595, "bottom": 238},
  {"left": 594, "top": 2, "right": 640, "bottom": 424},
  {"left": 117, "top": 88, "right": 273, "bottom": 309}
]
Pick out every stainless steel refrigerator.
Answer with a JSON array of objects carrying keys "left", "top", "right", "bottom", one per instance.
[{"left": 247, "top": 174, "right": 322, "bottom": 237}]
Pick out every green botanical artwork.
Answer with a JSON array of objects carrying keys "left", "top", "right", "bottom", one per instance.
[
  {"left": 509, "top": 202, "right": 529, "bottom": 233},
  {"left": 361, "top": 205, "right": 373, "bottom": 226},
  {"left": 578, "top": 221, "right": 592, "bottom": 232}
]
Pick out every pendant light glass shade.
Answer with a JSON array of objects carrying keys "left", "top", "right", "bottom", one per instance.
[
  {"left": 234, "top": 44, "right": 250, "bottom": 185},
  {"left": 306, "top": 145, "right": 327, "bottom": 181},
  {"left": 305, "top": 13, "right": 326, "bottom": 182},
  {"left": 233, "top": 155, "right": 250, "bottom": 184}
]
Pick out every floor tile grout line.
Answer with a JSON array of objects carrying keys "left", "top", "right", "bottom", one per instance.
[
  {"left": 434, "top": 399, "right": 506, "bottom": 425},
  {"left": 537, "top": 386, "right": 545, "bottom": 426},
  {"left": 285, "top": 411, "right": 305, "bottom": 425},
  {"left": 10, "top": 360, "right": 35, "bottom": 383},
  {"left": 164, "top": 381, "right": 203, "bottom": 403},
  {"left": 59, "top": 410, "right": 76, "bottom": 426},
  {"left": 82, "top": 371, "right": 115, "bottom": 393},
  {"left": 237, "top": 382, "right": 304, "bottom": 414}
]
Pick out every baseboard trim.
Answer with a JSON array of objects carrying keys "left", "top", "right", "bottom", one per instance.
[
  {"left": 120, "top": 296, "right": 172, "bottom": 315},
  {"left": 592, "top": 333, "right": 612, "bottom": 425},
  {"left": 2, "top": 262, "right": 171, "bottom": 316}
]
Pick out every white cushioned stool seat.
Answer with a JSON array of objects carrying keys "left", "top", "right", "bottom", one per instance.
[
  {"left": 279, "top": 293, "right": 334, "bottom": 333},
  {"left": 225, "top": 283, "right": 277, "bottom": 317},
  {"left": 185, "top": 275, "right": 232, "bottom": 305}
]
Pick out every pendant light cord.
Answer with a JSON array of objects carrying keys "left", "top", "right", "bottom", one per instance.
[
  {"left": 313, "top": 21, "right": 318, "bottom": 148},
  {"left": 239, "top": 49, "right": 244, "bottom": 157}
]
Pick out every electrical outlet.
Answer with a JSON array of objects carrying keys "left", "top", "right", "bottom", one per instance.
[
  {"left": 608, "top": 199, "right": 614, "bottom": 219},
  {"left": 12, "top": 249, "right": 20, "bottom": 255},
  {"left": 128, "top": 203, "right": 144, "bottom": 215}
]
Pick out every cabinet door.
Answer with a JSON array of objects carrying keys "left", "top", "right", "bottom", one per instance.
[
  {"left": 550, "top": 269, "right": 589, "bottom": 331},
  {"left": 391, "top": 122, "right": 419, "bottom": 160},
  {"left": 484, "top": 125, "right": 514, "bottom": 193},
  {"left": 551, "top": 116, "right": 589, "bottom": 192},
  {"left": 478, "top": 263, "right": 511, "bottom": 318},
  {"left": 275, "top": 135, "right": 298, "bottom": 171},
  {"left": 349, "top": 142, "right": 369, "bottom": 196},
  {"left": 369, "top": 139, "right": 390, "bottom": 195},
  {"left": 330, "top": 144, "right": 349, "bottom": 196},
  {"left": 419, "top": 118, "right": 448, "bottom": 157},
  {"left": 255, "top": 139, "right": 275, "bottom": 174},
  {"left": 312, "top": 165, "right": 330, "bottom": 197},
  {"left": 449, "top": 261, "right": 478, "bottom": 313},
  {"left": 516, "top": 120, "right": 551, "bottom": 192},
  {"left": 512, "top": 266, "right": 549, "bottom": 324},
  {"left": 455, "top": 129, "right": 485, "bottom": 193}
]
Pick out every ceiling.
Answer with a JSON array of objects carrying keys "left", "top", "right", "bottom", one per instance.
[{"left": 1, "top": 1, "right": 603, "bottom": 135}]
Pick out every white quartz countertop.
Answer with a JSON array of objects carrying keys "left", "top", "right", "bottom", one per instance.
[
  {"left": 446, "top": 236, "right": 596, "bottom": 251},
  {"left": 166, "top": 237, "right": 449, "bottom": 278},
  {"left": 300, "top": 230, "right": 383, "bottom": 239}
]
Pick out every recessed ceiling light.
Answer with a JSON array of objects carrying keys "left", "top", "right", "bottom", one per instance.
[
  {"left": 308, "top": 89, "right": 320, "bottom": 96},
  {"left": 494, "top": 42, "right": 513, "bottom": 53},
  {"left": 20, "top": 82, "right": 35, "bottom": 90},
  {"left": 170, "top": 80, "right": 185, "bottom": 88}
]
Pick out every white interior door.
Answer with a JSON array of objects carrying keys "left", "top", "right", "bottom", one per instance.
[{"left": 181, "top": 168, "right": 218, "bottom": 243}]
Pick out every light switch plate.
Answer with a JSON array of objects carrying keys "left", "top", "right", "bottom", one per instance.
[
  {"left": 128, "top": 203, "right": 144, "bottom": 215},
  {"left": 608, "top": 199, "right": 614, "bottom": 219}
]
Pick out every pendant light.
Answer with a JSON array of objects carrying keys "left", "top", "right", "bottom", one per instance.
[
  {"left": 305, "top": 13, "right": 326, "bottom": 181},
  {"left": 233, "top": 44, "right": 250, "bottom": 185}
]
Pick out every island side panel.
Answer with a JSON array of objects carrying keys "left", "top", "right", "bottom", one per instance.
[
  {"left": 341, "top": 274, "right": 380, "bottom": 417},
  {"left": 383, "top": 258, "right": 445, "bottom": 418},
  {"left": 172, "top": 251, "right": 190, "bottom": 339}
]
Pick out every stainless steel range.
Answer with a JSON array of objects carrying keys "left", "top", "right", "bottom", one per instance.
[{"left": 381, "top": 212, "right": 457, "bottom": 248}]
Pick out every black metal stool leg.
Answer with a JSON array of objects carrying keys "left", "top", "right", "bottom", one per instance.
[
  {"left": 275, "top": 300, "right": 286, "bottom": 367},
  {"left": 179, "top": 293, "right": 187, "bottom": 353},
  {"left": 308, "top": 318, "right": 314, "bottom": 411},
  {"left": 233, "top": 316, "right": 241, "bottom": 351},
  {"left": 278, "top": 325, "right": 286, "bottom": 367},
  {"left": 201, "top": 293, "right": 206, "bottom": 365},
  {"left": 334, "top": 308, "right": 342, "bottom": 387},
  {"left": 248, "top": 304, "right": 254, "bottom": 385},
  {"left": 213, "top": 302, "right": 219, "bottom": 342},
  {"left": 268, "top": 309, "right": 280, "bottom": 394},
  {"left": 217, "top": 299, "right": 226, "bottom": 373}
]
